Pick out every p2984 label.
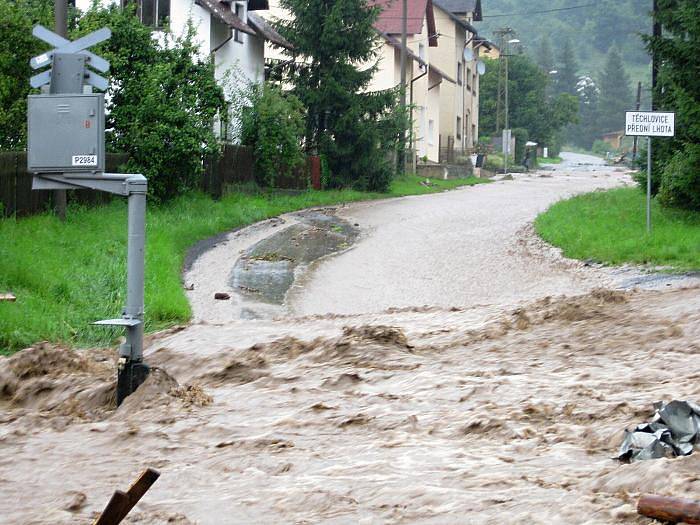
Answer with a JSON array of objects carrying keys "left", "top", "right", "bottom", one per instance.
[{"left": 72, "top": 155, "right": 97, "bottom": 166}]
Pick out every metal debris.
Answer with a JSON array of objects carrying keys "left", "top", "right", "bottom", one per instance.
[{"left": 618, "top": 400, "right": 700, "bottom": 462}]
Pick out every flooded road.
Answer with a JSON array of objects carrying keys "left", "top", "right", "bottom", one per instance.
[{"left": 2, "top": 154, "right": 700, "bottom": 524}]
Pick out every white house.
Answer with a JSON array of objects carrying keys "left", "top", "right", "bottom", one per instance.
[{"left": 75, "top": 0, "right": 290, "bottom": 136}]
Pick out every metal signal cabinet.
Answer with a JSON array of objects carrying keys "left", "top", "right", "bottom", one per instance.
[{"left": 27, "top": 93, "right": 105, "bottom": 173}]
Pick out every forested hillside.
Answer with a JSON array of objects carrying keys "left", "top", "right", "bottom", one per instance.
[
  {"left": 477, "top": 0, "right": 653, "bottom": 149},
  {"left": 479, "top": 0, "right": 651, "bottom": 81}
]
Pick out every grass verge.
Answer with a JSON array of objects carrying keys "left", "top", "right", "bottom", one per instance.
[
  {"left": 537, "top": 156, "right": 562, "bottom": 165},
  {"left": 535, "top": 187, "right": 700, "bottom": 271},
  {"left": 0, "top": 175, "right": 488, "bottom": 353}
]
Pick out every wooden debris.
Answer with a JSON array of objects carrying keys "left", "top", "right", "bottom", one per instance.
[
  {"left": 93, "top": 468, "right": 160, "bottom": 525},
  {"left": 637, "top": 494, "right": 700, "bottom": 524},
  {"left": 0, "top": 293, "right": 16, "bottom": 302}
]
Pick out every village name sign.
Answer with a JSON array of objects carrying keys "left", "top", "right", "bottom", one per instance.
[
  {"left": 625, "top": 110, "right": 676, "bottom": 233},
  {"left": 625, "top": 111, "right": 675, "bottom": 137}
]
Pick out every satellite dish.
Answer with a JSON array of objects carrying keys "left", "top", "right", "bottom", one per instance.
[
  {"left": 463, "top": 47, "right": 474, "bottom": 62},
  {"left": 476, "top": 60, "right": 486, "bottom": 75}
]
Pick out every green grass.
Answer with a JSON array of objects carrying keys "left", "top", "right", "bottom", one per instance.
[
  {"left": 535, "top": 187, "right": 700, "bottom": 272},
  {"left": 0, "top": 175, "right": 488, "bottom": 353},
  {"left": 537, "top": 156, "right": 562, "bottom": 165}
]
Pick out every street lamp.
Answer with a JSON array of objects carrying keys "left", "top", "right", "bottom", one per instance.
[{"left": 504, "top": 38, "right": 520, "bottom": 175}]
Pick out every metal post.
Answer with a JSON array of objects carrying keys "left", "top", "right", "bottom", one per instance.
[
  {"left": 504, "top": 40, "right": 509, "bottom": 175},
  {"left": 632, "top": 81, "right": 642, "bottom": 161},
  {"left": 117, "top": 175, "right": 149, "bottom": 405},
  {"left": 399, "top": 0, "right": 407, "bottom": 174},
  {"left": 647, "top": 136, "right": 652, "bottom": 233}
]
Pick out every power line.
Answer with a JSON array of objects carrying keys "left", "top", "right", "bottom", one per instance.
[{"left": 483, "top": 1, "right": 599, "bottom": 18}]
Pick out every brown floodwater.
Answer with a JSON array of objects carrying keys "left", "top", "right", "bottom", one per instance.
[{"left": 2, "top": 154, "right": 700, "bottom": 524}]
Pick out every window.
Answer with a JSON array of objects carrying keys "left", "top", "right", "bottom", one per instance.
[
  {"left": 418, "top": 43, "right": 426, "bottom": 62},
  {"left": 234, "top": 2, "right": 246, "bottom": 43},
  {"left": 428, "top": 119, "right": 435, "bottom": 145},
  {"left": 133, "top": 0, "right": 169, "bottom": 28},
  {"left": 466, "top": 67, "right": 472, "bottom": 90},
  {"left": 456, "top": 116, "right": 462, "bottom": 140},
  {"left": 457, "top": 62, "right": 463, "bottom": 85},
  {"left": 473, "top": 73, "right": 477, "bottom": 93}
]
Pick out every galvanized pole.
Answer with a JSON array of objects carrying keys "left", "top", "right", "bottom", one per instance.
[
  {"left": 54, "top": 0, "right": 68, "bottom": 221},
  {"left": 647, "top": 136, "right": 652, "bottom": 233},
  {"left": 125, "top": 176, "right": 147, "bottom": 360},
  {"left": 116, "top": 175, "right": 149, "bottom": 405}
]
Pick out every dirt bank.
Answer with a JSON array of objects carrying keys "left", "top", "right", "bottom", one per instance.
[{"left": 2, "top": 286, "right": 700, "bottom": 523}]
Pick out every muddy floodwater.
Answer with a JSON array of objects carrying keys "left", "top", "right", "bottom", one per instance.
[{"left": 2, "top": 154, "right": 700, "bottom": 524}]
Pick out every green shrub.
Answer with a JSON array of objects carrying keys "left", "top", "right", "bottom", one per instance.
[
  {"left": 76, "top": 7, "right": 226, "bottom": 202},
  {"left": 592, "top": 139, "right": 613, "bottom": 156},
  {"left": 239, "top": 84, "right": 305, "bottom": 187},
  {"left": 658, "top": 143, "right": 700, "bottom": 211}
]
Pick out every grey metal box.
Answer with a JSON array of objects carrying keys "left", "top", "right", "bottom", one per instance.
[{"left": 27, "top": 93, "right": 105, "bottom": 173}]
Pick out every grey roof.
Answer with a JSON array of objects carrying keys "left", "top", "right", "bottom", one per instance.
[
  {"left": 431, "top": 0, "right": 482, "bottom": 20},
  {"left": 432, "top": 0, "right": 477, "bottom": 34},
  {"left": 195, "top": 0, "right": 256, "bottom": 35},
  {"left": 379, "top": 31, "right": 456, "bottom": 84},
  {"left": 247, "top": 13, "right": 293, "bottom": 50}
]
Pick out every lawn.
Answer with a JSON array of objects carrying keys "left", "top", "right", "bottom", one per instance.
[
  {"left": 535, "top": 187, "right": 700, "bottom": 271},
  {"left": 0, "top": 175, "right": 488, "bottom": 353},
  {"left": 537, "top": 156, "right": 563, "bottom": 165}
]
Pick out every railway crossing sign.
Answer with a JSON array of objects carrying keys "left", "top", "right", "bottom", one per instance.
[
  {"left": 30, "top": 25, "right": 111, "bottom": 92},
  {"left": 27, "top": 25, "right": 149, "bottom": 404}
]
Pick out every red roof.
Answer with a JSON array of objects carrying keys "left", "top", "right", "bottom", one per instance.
[{"left": 371, "top": 0, "right": 438, "bottom": 46}]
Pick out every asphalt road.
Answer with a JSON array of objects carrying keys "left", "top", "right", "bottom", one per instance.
[{"left": 290, "top": 152, "right": 629, "bottom": 316}]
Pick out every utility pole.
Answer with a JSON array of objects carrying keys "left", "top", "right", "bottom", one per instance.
[
  {"left": 494, "top": 28, "right": 517, "bottom": 175},
  {"left": 632, "top": 81, "right": 642, "bottom": 161},
  {"left": 504, "top": 41, "right": 510, "bottom": 175},
  {"left": 651, "top": 0, "right": 660, "bottom": 111},
  {"left": 399, "top": 0, "right": 408, "bottom": 174},
  {"left": 494, "top": 27, "right": 515, "bottom": 174},
  {"left": 54, "top": 0, "right": 68, "bottom": 221}
]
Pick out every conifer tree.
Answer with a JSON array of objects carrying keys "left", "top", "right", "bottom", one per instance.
[
  {"left": 536, "top": 36, "right": 554, "bottom": 74},
  {"left": 597, "top": 47, "right": 631, "bottom": 134},
  {"left": 276, "top": 0, "right": 406, "bottom": 191},
  {"left": 556, "top": 37, "right": 579, "bottom": 96}
]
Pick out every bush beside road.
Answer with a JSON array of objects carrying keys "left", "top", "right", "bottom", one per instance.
[
  {"left": 0, "top": 175, "right": 487, "bottom": 353},
  {"left": 535, "top": 187, "right": 700, "bottom": 271}
]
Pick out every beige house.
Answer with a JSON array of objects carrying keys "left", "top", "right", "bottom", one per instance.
[
  {"left": 369, "top": 0, "right": 455, "bottom": 163},
  {"left": 262, "top": 0, "right": 492, "bottom": 164}
]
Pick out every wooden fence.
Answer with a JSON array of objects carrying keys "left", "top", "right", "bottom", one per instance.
[
  {"left": 1, "top": 144, "right": 317, "bottom": 218},
  {"left": 0, "top": 151, "right": 129, "bottom": 217}
]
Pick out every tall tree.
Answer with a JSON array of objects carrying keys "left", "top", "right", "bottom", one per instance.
[
  {"left": 0, "top": 0, "right": 53, "bottom": 149},
  {"left": 643, "top": 0, "right": 700, "bottom": 210},
  {"left": 597, "top": 47, "right": 632, "bottom": 134},
  {"left": 276, "top": 0, "right": 405, "bottom": 191},
  {"left": 567, "top": 76, "right": 600, "bottom": 149},
  {"left": 536, "top": 36, "right": 554, "bottom": 74},
  {"left": 556, "top": 37, "right": 579, "bottom": 96},
  {"left": 480, "top": 56, "right": 578, "bottom": 152}
]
